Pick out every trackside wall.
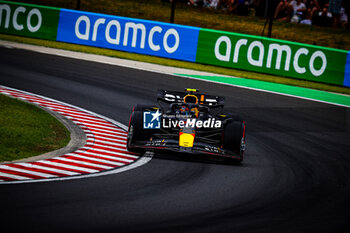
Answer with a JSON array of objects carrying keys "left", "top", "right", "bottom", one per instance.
[
  {"left": 197, "top": 29, "right": 348, "bottom": 86},
  {"left": 0, "top": 1, "right": 60, "bottom": 40},
  {"left": 56, "top": 9, "right": 200, "bottom": 62},
  {"left": 0, "top": 0, "right": 349, "bottom": 87}
]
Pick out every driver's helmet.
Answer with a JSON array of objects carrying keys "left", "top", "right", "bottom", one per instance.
[
  {"left": 190, "top": 107, "right": 199, "bottom": 118},
  {"left": 179, "top": 105, "right": 189, "bottom": 115}
]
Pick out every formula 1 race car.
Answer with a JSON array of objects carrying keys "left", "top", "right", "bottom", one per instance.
[{"left": 126, "top": 88, "right": 246, "bottom": 162}]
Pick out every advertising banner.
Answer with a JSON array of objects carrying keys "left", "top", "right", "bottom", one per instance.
[
  {"left": 344, "top": 52, "right": 350, "bottom": 87},
  {"left": 0, "top": 0, "right": 60, "bottom": 40},
  {"left": 196, "top": 28, "right": 348, "bottom": 86},
  {"left": 1, "top": 1, "right": 349, "bottom": 87},
  {"left": 56, "top": 9, "right": 200, "bottom": 62}
]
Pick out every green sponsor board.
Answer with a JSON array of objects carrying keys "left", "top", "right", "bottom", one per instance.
[
  {"left": 196, "top": 29, "right": 347, "bottom": 86},
  {"left": 0, "top": 1, "right": 60, "bottom": 40}
]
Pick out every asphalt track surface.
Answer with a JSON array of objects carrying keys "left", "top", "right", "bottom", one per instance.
[{"left": 1, "top": 46, "right": 350, "bottom": 233}]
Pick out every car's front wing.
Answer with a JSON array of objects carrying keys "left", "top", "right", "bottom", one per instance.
[{"left": 128, "top": 139, "right": 242, "bottom": 160}]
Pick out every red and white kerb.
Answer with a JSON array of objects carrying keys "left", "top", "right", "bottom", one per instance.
[{"left": 0, "top": 86, "right": 142, "bottom": 183}]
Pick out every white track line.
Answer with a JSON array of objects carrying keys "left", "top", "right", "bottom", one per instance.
[
  {"left": 85, "top": 131, "right": 127, "bottom": 138},
  {"left": 91, "top": 135, "right": 126, "bottom": 143},
  {"left": 74, "top": 150, "right": 132, "bottom": 163},
  {"left": 0, "top": 165, "right": 57, "bottom": 178},
  {"left": 0, "top": 173, "right": 32, "bottom": 181},
  {"left": 1, "top": 39, "right": 349, "bottom": 109},
  {"left": 65, "top": 153, "right": 123, "bottom": 166},
  {"left": 85, "top": 148, "right": 138, "bottom": 159},
  {"left": 86, "top": 140, "right": 127, "bottom": 148},
  {"left": 16, "top": 163, "right": 80, "bottom": 176},
  {"left": 53, "top": 157, "right": 113, "bottom": 170},
  {"left": 37, "top": 160, "right": 99, "bottom": 173},
  {"left": 92, "top": 139, "right": 126, "bottom": 147}
]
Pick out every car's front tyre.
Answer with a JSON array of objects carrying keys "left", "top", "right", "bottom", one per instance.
[{"left": 222, "top": 119, "right": 246, "bottom": 163}]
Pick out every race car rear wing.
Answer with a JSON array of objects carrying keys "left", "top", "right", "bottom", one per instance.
[{"left": 157, "top": 89, "right": 225, "bottom": 107}]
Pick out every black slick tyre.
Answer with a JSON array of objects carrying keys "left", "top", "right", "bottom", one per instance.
[
  {"left": 222, "top": 120, "right": 246, "bottom": 163},
  {"left": 127, "top": 109, "right": 145, "bottom": 154}
]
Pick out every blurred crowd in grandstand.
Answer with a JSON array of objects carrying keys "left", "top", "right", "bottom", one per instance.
[{"left": 166, "top": 0, "right": 348, "bottom": 28}]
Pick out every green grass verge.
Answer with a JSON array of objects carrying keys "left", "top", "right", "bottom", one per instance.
[
  {"left": 0, "top": 93, "right": 70, "bottom": 162},
  {"left": 1, "top": 34, "right": 350, "bottom": 95}
]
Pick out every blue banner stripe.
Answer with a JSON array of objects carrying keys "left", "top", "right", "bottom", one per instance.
[
  {"left": 56, "top": 9, "right": 199, "bottom": 62},
  {"left": 344, "top": 52, "right": 350, "bottom": 87}
]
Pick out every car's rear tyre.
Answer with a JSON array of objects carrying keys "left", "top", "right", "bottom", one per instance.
[{"left": 222, "top": 120, "right": 246, "bottom": 163}]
